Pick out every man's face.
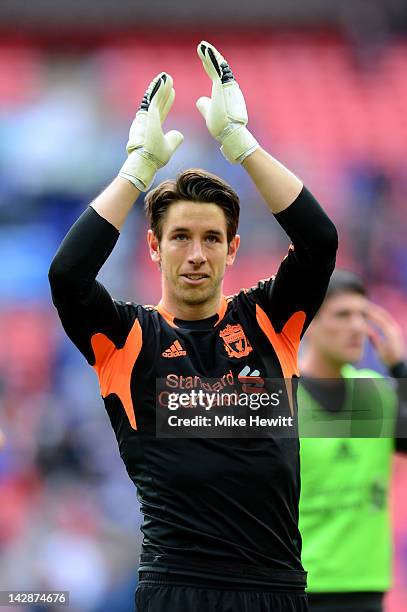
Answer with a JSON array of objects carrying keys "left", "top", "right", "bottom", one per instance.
[
  {"left": 307, "top": 292, "right": 369, "bottom": 365},
  {"left": 148, "top": 200, "right": 239, "bottom": 308}
]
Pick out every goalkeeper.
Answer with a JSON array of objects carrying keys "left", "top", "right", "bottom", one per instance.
[{"left": 49, "top": 42, "right": 337, "bottom": 612}]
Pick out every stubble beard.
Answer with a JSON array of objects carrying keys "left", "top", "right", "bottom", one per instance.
[{"left": 175, "top": 275, "right": 222, "bottom": 307}]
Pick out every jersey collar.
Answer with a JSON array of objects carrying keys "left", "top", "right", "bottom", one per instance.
[{"left": 154, "top": 295, "right": 229, "bottom": 328}]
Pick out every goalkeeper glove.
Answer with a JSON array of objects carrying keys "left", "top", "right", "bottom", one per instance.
[
  {"left": 119, "top": 72, "right": 184, "bottom": 191},
  {"left": 196, "top": 41, "right": 259, "bottom": 164}
]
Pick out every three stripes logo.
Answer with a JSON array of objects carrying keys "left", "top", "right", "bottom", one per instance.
[{"left": 162, "top": 340, "right": 187, "bottom": 358}]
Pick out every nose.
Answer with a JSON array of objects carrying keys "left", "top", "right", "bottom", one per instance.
[
  {"left": 351, "top": 313, "right": 368, "bottom": 334},
  {"left": 187, "top": 239, "right": 207, "bottom": 266}
]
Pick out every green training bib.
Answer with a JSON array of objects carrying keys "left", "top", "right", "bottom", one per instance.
[{"left": 298, "top": 365, "right": 397, "bottom": 593}]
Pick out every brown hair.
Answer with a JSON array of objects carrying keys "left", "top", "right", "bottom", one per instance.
[
  {"left": 144, "top": 168, "right": 240, "bottom": 242},
  {"left": 325, "top": 269, "right": 367, "bottom": 300}
]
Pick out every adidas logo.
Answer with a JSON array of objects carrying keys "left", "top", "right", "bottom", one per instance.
[{"left": 162, "top": 340, "right": 187, "bottom": 358}]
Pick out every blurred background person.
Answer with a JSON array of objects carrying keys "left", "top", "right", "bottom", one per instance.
[
  {"left": 1, "top": 1, "right": 407, "bottom": 610},
  {"left": 299, "top": 270, "right": 407, "bottom": 612}
]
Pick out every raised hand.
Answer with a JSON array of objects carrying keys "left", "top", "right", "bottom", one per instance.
[
  {"left": 367, "top": 303, "right": 405, "bottom": 367},
  {"left": 119, "top": 73, "right": 184, "bottom": 191},
  {"left": 196, "top": 41, "right": 259, "bottom": 164}
]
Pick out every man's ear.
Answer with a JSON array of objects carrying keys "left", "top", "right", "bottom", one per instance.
[
  {"left": 147, "top": 229, "right": 161, "bottom": 264},
  {"left": 226, "top": 234, "right": 240, "bottom": 266}
]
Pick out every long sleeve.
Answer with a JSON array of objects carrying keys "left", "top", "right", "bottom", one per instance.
[
  {"left": 254, "top": 186, "right": 338, "bottom": 339},
  {"left": 49, "top": 206, "right": 128, "bottom": 364}
]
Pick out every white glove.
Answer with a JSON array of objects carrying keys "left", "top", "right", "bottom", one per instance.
[
  {"left": 196, "top": 41, "right": 259, "bottom": 164},
  {"left": 119, "top": 72, "right": 184, "bottom": 191}
]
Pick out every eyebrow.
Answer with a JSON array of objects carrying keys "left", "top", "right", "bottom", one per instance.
[
  {"left": 335, "top": 308, "right": 368, "bottom": 315},
  {"left": 169, "top": 227, "right": 224, "bottom": 237},
  {"left": 169, "top": 227, "right": 190, "bottom": 233},
  {"left": 205, "top": 230, "right": 224, "bottom": 237}
]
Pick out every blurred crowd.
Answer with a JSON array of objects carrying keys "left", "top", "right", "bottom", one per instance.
[{"left": 1, "top": 33, "right": 407, "bottom": 611}]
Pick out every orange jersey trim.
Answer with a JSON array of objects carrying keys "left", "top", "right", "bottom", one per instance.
[
  {"left": 255, "top": 305, "right": 305, "bottom": 377},
  {"left": 255, "top": 305, "right": 306, "bottom": 415},
  {"left": 154, "top": 295, "right": 229, "bottom": 327},
  {"left": 215, "top": 295, "right": 228, "bottom": 325},
  {"left": 91, "top": 319, "right": 142, "bottom": 430},
  {"left": 155, "top": 303, "right": 176, "bottom": 327}
]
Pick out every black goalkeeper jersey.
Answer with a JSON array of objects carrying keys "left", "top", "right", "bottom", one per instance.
[{"left": 49, "top": 187, "right": 337, "bottom": 589}]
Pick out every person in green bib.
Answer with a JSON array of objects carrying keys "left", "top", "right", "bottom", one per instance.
[{"left": 298, "top": 270, "right": 407, "bottom": 612}]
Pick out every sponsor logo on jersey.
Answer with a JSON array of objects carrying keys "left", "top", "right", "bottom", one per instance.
[
  {"left": 162, "top": 340, "right": 187, "bottom": 358},
  {"left": 219, "top": 324, "right": 253, "bottom": 359},
  {"left": 165, "top": 369, "right": 234, "bottom": 392},
  {"left": 238, "top": 365, "right": 260, "bottom": 379},
  {"left": 238, "top": 365, "right": 265, "bottom": 393}
]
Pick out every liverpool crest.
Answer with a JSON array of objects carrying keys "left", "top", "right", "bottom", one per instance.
[{"left": 220, "top": 324, "right": 253, "bottom": 359}]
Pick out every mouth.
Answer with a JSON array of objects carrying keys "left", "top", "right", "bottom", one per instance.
[
  {"left": 180, "top": 273, "right": 209, "bottom": 285},
  {"left": 347, "top": 341, "right": 363, "bottom": 350}
]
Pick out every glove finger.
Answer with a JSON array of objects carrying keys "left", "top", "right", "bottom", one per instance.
[
  {"left": 145, "top": 90, "right": 163, "bottom": 140},
  {"left": 165, "top": 130, "right": 184, "bottom": 153},
  {"left": 140, "top": 72, "right": 172, "bottom": 113},
  {"left": 146, "top": 77, "right": 171, "bottom": 130},
  {"left": 197, "top": 41, "right": 221, "bottom": 81},
  {"left": 197, "top": 40, "right": 235, "bottom": 84},
  {"left": 139, "top": 73, "right": 162, "bottom": 111},
  {"left": 150, "top": 73, "right": 173, "bottom": 112},
  {"left": 196, "top": 96, "right": 211, "bottom": 119},
  {"left": 161, "top": 88, "right": 175, "bottom": 123}
]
